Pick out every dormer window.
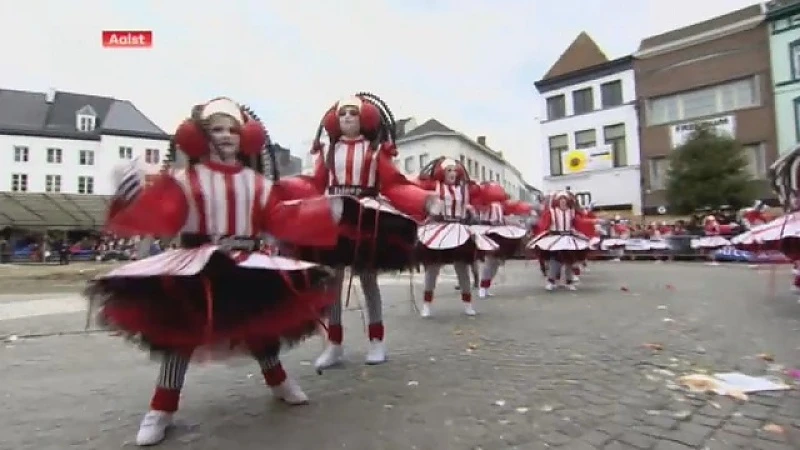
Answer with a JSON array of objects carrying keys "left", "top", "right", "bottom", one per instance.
[
  {"left": 78, "top": 115, "right": 95, "bottom": 132},
  {"left": 76, "top": 105, "right": 97, "bottom": 132}
]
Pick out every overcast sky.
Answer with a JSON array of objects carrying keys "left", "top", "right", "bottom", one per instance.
[{"left": 1, "top": 0, "right": 760, "bottom": 185}]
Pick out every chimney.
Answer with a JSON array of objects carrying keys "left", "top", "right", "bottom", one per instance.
[
  {"left": 477, "top": 136, "right": 486, "bottom": 146},
  {"left": 45, "top": 88, "right": 56, "bottom": 104}
]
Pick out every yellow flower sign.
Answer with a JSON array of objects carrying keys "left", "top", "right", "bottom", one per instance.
[
  {"left": 560, "top": 146, "right": 614, "bottom": 174},
  {"left": 564, "top": 150, "right": 588, "bottom": 173}
]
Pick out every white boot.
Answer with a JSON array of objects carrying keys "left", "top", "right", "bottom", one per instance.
[
  {"left": 565, "top": 283, "right": 577, "bottom": 291},
  {"left": 271, "top": 377, "right": 309, "bottom": 405},
  {"left": 314, "top": 343, "right": 344, "bottom": 370},
  {"left": 545, "top": 282, "right": 555, "bottom": 291},
  {"left": 365, "top": 339, "right": 387, "bottom": 365},
  {"left": 135, "top": 410, "right": 173, "bottom": 446},
  {"left": 420, "top": 303, "right": 432, "bottom": 318},
  {"left": 463, "top": 303, "right": 476, "bottom": 316},
  {"left": 478, "top": 287, "right": 494, "bottom": 298}
]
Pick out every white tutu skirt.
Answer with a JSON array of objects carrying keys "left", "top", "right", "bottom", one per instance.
[
  {"left": 417, "top": 221, "right": 498, "bottom": 264},
  {"left": 526, "top": 232, "right": 590, "bottom": 252},
  {"left": 601, "top": 238, "right": 627, "bottom": 250},
  {"left": 526, "top": 232, "right": 590, "bottom": 263},
  {"left": 690, "top": 236, "right": 731, "bottom": 249}
]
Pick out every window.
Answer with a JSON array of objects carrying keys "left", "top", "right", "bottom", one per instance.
[
  {"left": 79, "top": 150, "right": 95, "bottom": 165},
  {"left": 78, "top": 176, "right": 94, "bottom": 194},
  {"left": 46, "top": 147, "right": 63, "bottom": 163},
  {"left": 11, "top": 174, "right": 28, "bottom": 192},
  {"left": 603, "top": 124, "right": 627, "bottom": 167},
  {"left": 77, "top": 115, "right": 95, "bottom": 132},
  {"left": 459, "top": 154, "right": 465, "bottom": 164},
  {"left": 742, "top": 143, "right": 767, "bottom": 179},
  {"left": 13, "top": 146, "right": 28, "bottom": 162},
  {"left": 145, "top": 148, "right": 160, "bottom": 164},
  {"left": 791, "top": 40, "right": 800, "bottom": 80},
  {"left": 647, "top": 77, "right": 759, "bottom": 125},
  {"left": 795, "top": 97, "right": 800, "bottom": 143},
  {"left": 574, "top": 129, "right": 596, "bottom": 149},
  {"left": 546, "top": 95, "right": 566, "bottom": 120},
  {"left": 45, "top": 175, "right": 62, "bottom": 193},
  {"left": 481, "top": 166, "right": 486, "bottom": 181},
  {"left": 489, "top": 169, "right": 493, "bottom": 182},
  {"left": 404, "top": 156, "right": 414, "bottom": 173},
  {"left": 572, "top": 88, "right": 594, "bottom": 114},
  {"left": 548, "top": 134, "right": 568, "bottom": 176},
  {"left": 119, "top": 146, "right": 133, "bottom": 159},
  {"left": 600, "top": 80, "right": 623, "bottom": 108},
  {"left": 419, "top": 153, "right": 429, "bottom": 169},
  {"left": 648, "top": 157, "right": 670, "bottom": 190}
]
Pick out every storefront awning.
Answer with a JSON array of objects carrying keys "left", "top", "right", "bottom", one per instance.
[{"left": 0, "top": 192, "right": 111, "bottom": 230}]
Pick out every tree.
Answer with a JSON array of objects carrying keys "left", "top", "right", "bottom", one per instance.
[{"left": 665, "top": 126, "right": 754, "bottom": 214}]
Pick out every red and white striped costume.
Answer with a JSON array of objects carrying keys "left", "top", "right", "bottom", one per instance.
[
  {"left": 417, "top": 181, "right": 497, "bottom": 252},
  {"left": 105, "top": 162, "right": 339, "bottom": 251},
  {"left": 479, "top": 202, "right": 504, "bottom": 223},
  {"left": 325, "top": 137, "right": 380, "bottom": 190},
  {"left": 415, "top": 158, "right": 494, "bottom": 317},
  {"left": 526, "top": 192, "right": 595, "bottom": 289},
  {"left": 285, "top": 94, "right": 434, "bottom": 371},
  {"left": 86, "top": 96, "right": 343, "bottom": 447},
  {"left": 437, "top": 181, "right": 471, "bottom": 220}
]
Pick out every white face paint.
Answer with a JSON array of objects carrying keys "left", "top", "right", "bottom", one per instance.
[
  {"left": 443, "top": 166, "right": 458, "bottom": 184},
  {"left": 207, "top": 114, "right": 240, "bottom": 161},
  {"left": 338, "top": 106, "right": 361, "bottom": 138}
]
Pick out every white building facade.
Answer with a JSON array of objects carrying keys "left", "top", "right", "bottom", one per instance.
[
  {"left": 536, "top": 56, "right": 643, "bottom": 213},
  {"left": 395, "top": 119, "right": 530, "bottom": 201},
  {"left": 0, "top": 88, "right": 170, "bottom": 196},
  {"left": 4, "top": 134, "right": 168, "bottom": 195}
]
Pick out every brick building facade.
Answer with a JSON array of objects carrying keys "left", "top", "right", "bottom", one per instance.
[{"left": 633, "top": 4, "right": 778, "bottom": 213}]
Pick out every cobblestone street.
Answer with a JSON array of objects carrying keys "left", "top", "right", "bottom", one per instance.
[{"left": 2, "top": 261, "right": 800, "bottom": 449}]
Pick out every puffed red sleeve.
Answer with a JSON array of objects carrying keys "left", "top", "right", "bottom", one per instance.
[
  {"left": 376, "top": 144, "right": 434, "bottom": 221},
  {"left": 105, "top": 174, "right": 188, "bottom": 237},
  {"left": 573, "top": 216, "right": 596, "bottom": 237},
  {"left": 414, "top": 178, "right": 436, "bottom": 191},
  {"left": 468, "top": 182, "right": 483, "bottom": 206},
  {"left": 535, "top": 209, "right": 552, "bottom": 234},
  {"left": 277, "top": 153, "right": 329, "bottom": 199},
  {"left": 261, "top": 181, "right": 339, "bottom": 247}
]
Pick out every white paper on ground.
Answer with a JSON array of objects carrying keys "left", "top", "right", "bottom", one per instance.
[{"left": 713, "top": 372, "right": 791, "bottom": 394}]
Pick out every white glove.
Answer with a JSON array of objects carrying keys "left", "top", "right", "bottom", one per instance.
[
  {"left": 112, "top": 159, "right": 144, "bottom": 202},
  {"left": 330, "top": 197, "right": 344, "bottom": 223},
  {"left": 426, "top": 196, "right": 443, "bottom": 216}
]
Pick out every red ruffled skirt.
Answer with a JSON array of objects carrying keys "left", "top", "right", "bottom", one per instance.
[{"left": 84, "top": 246, "right": 335, "bottom": 356}]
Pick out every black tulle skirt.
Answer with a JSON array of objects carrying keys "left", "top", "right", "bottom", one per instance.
[
  {"left": 85, "top": 247, "right": 335, "bottom": 356},
  {"left": 486, "top": 233, "right": 524, "bottom": 259},
  {"left": 289, "top": 196, "right": 418, "bottom": 272}
]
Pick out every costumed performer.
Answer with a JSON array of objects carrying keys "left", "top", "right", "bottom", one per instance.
[
  {"left": 473, "top": 184, "right": 529, "bottom": 298},
  {"left": 283, "top": 93, "right": 439, "bottom": 370},
  {"left": 526, "top": 191, "right": 595, "bottom": 291},
  {"left": 602, "top": 215, "right": 628, "bottom": 261},
  {"left": 84, "top": 98, "right": 344, "bottom": 446},
  {"left": 689, "top": 215, "right": 734, "bottom": 264},
  {"left": 416, "top": 157, "right": 498, "bottom": 317}
]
